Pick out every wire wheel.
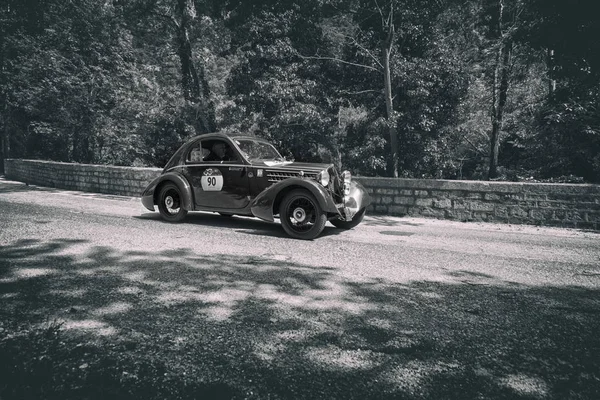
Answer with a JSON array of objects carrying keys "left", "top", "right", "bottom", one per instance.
[{"left": 279, "top": 189, "right": 327, "bottom": 240}]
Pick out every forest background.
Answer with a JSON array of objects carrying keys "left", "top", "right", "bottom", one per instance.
[{"left": 1, "top": 0, "right": 599, "bottom": 182}]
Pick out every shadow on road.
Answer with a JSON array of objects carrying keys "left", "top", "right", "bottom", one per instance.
[
  {"left": 1, "top": 238, "right": 599, "bottom": 399},
  {"left": 135, "top": 212, "right": 344, "bottom": 239}
]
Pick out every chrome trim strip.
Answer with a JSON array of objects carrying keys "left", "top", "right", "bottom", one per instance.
[{"left": 165, "top": 163, "right": 249, "bottom": 172}]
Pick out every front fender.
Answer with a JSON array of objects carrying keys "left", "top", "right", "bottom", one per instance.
[
  {"left": 344, "top": 180, "right": 371, "bottom": 220},
  {"left": 250, "top": 178, "right": 339, "bottom": 222},
  {"left": 141, "top": 172, "right": 194, "bottom": 211}
]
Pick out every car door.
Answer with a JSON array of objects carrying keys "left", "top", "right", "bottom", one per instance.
[{"left": 182, "top": 139, "right": 251, "bottom": 210}]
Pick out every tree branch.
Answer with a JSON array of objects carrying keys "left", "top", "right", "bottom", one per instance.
[
  {"left": 339, "top": 89, "right": 380, "bottom": 95},
  {"left": 339, "top": 33, "right": 383, "bottom": 68},
  {"left": 298, "top": 54, "right": 381, "bottom": 72}
]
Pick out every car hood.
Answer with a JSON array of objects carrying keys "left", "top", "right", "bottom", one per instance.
[{"left": 252, "top": 160, "right": 333, "bottom": 172}]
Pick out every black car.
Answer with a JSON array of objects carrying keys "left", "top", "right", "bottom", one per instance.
[{"left": 141, "top": 132, "right": 371, "bottom": 239}]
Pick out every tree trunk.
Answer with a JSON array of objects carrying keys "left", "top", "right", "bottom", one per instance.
[
  {"left": 382, "top": 2, "right": 398, "bottom": 178},
  {"left": 0, "top": 117, "right": 8, "bottom": 174},
  {"left": 0, "top": 3, "right": 8, "bottom": 174},
  {"left": 175, "top": 0, "right": 215, "bottom": 134},
  {"left": 547, "top": 48, "right": 556, "bottom": 102},
  {"left": 383, "top": 47, "right": 398, "bottom": 177},
  {"left": 489, "top": 38, "right": 512, "bottom": 179},
  {"left": 488, "top": 0, "right": 512, "bottom": 180}
]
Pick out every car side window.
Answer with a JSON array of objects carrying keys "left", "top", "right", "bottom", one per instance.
[
  {"left": 202, "top": 140, "right": 238, "bottom": 163},
  {"left": 186, "top": 142, "right": 209, "bottom": 163}
]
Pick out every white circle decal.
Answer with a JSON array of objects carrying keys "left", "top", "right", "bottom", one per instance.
[{"left": 201, "top": 168, "right": 223, "bottom": 191}]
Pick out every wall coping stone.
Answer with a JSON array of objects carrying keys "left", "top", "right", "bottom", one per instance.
[
  {"left": 354, "top": 176, "right": 600, "bottom": 194},
  {"left": 6, "top": 159, "right": 162, "bottom": 173}
]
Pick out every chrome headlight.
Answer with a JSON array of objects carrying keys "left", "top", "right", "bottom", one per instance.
[
  {"left": 317, "top": 169, "right": 330, "bottom": 187},
  {"left": 341, "top": 170, "right": 351, "bottom": 196}
]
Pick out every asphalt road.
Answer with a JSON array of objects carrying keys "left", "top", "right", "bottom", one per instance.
[{"left": 1, "top": 178, "right": 599, "bottom": 399}]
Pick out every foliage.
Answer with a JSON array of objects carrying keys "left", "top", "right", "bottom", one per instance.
[{"left": 0, "top": 0, "right": 598, "bottom": 181}]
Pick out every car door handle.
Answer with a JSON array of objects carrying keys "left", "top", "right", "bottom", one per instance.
[{"left": 228, "top": 166, "right": 244, "bottom": 171}]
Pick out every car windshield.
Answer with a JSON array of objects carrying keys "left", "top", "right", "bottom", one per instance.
[{"left": 236, "top": 139, "right": 284, "bottom": 161}]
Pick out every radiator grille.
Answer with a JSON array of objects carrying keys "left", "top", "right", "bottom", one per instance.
[{"left": 266, "top": 170, "right": 318, "bottom": 183}]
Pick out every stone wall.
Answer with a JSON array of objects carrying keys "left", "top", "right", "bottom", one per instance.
[
  {"left": 355, "top": 177, "right": 600, "bottom": 230},
  {"left": 4, "top": 159, "right": 600, "bottom": 229},
  {"left": 5, "top": 159, "right": 161, "bottom": 197}
]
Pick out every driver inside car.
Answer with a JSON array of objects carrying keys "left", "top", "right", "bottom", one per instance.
[{"left": 205, "top": 142, "right": 234, "bottom": 162}]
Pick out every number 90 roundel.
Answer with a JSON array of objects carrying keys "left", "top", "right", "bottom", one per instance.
[{"left": 201, "top": 168, "right": 223, "bottom": 191}]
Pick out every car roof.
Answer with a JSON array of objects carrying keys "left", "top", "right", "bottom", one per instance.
[{"left": 185, "top": 132, "right": 270, "bottom": 144}]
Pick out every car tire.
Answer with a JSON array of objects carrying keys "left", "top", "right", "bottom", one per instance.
[
  {"left": 279, "top": 189, "right": 327, "bottom": 240},
  {"left": 330, "top": 207, "right": 366, "bottom": 230},
  {"left": 157, "top": 182, "right": 188, "bottom": 223}
]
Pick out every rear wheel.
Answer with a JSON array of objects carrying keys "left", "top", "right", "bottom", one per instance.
[
  {"left": 330, "top": 207, "right": 366, "bottom": 230},
  {"left": 157, "top": 183, "right": 188, "bottom": 222},
  {"left": 279, "top": 189, "right": 327, "bottom": 240}
]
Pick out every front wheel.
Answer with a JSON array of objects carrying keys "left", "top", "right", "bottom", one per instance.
[
  {"left": 157, "top": 183, "right": 188, "bottom": 222},
  {"left": 279, "top": 190, "right": 327, "bottom": 240},
  {"left": 330, "top": 207, "right": 366, "bottom": 230}
]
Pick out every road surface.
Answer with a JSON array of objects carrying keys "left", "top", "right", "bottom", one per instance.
[{"left": 1, "top": 178, "right": 599, "bottom": 399}]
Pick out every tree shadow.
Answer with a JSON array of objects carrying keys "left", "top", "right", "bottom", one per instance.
[{"left": 1, "top": 239, "right": 599, "bottom": 399}]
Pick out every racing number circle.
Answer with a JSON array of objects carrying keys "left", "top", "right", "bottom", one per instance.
[{"left": 201, "top": 168, "right": 223, "bottom": 191}]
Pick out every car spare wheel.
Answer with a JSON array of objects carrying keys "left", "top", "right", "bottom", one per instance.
[
  {"left": 158, "top": 182, "right": 188, "bottom": 222},
  {"left": 279, "top": 189, "right": 327, "bottom": 240},
  {"left": 330, "top": 207, "right": 366, "bottom": 230}
]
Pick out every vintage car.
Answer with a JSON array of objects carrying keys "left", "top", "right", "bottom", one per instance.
[{"left": 141, "top": 132, "right": 370, "bottom": 239}]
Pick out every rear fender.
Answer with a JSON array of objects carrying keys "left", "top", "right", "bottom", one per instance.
[
  {"left": 141, "top": 172, "right": 194, "bottom": 211},
  {"left": 250, "top": 178, "right": 339, "bottom": 222}
]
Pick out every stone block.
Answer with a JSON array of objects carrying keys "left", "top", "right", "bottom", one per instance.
[
  {"left": 388, "top": 205, "right": 408, "bottom": 215},
  {"left": 418, "top": 207, "right": 446, "bottom": 218},
  {"left": 415, "top": 198, "right": 434, "bottom": 207},
  {"left": 414, "top": 190, "right": 429, "bottom": 196},
  {"left": 509, "top": 206, "right": 529, "bottom": 218},
  {"left": 433, "top": 198, "right": 452, "bottom": 209},
  {"left": 530, "top": 208, "right": 554, "bottom": 221},
  {"left": 525, "top": 193, "right": 547, "bottom": 201},
  {"left": 464, "top": 192, "right": 483, "bottom": 200},
  {"left": 468, "top": 201, "right": 495, "bottom": 212},
  {"left": 472, "top": 211, "right": 492, "bottom": 221},
  {"left": 445, "top": 209, "right": 473, "bottom": 221},
  {"left": 376, "top": 188, "right": 398, "bottom": 195},
  {"left": 484, "top": 193, "right": 501, "bottom": 201},
  {"left": 504, "top": 193, "right": 525, "bottom": 201},
  {"left": 374, "top": 205, "right": 389, "bottom": 213},
  {"left": 576, "top": 221, "right": 597, "bottom": 230},
  {"left": 380, "top": 196, "right": 394, "bottom": 205},
  {"left": 453, "top": 199, "right": 469, "bottom": 210},
  {"left": 430, "top": 190, "right": 452, "bottom": 198},
  {"left": 494, "top": 205, "right": 509, "bottom": 219},
  {"left": 394, "top": 196, "right": 415, "bottom": 205},
  {"left": 554, "top": 210, "right": 584, "bottom": 222}
]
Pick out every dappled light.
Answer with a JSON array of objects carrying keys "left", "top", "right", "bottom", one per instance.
[
  {"left": 499, "top": 374, "right": 549, "bottom": 398},
  {"left": 62, "top": 319, "right": 117, "bottom": 337},
  {"left": 1, "top": 238, "right": 599, "bottom": 399}
]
